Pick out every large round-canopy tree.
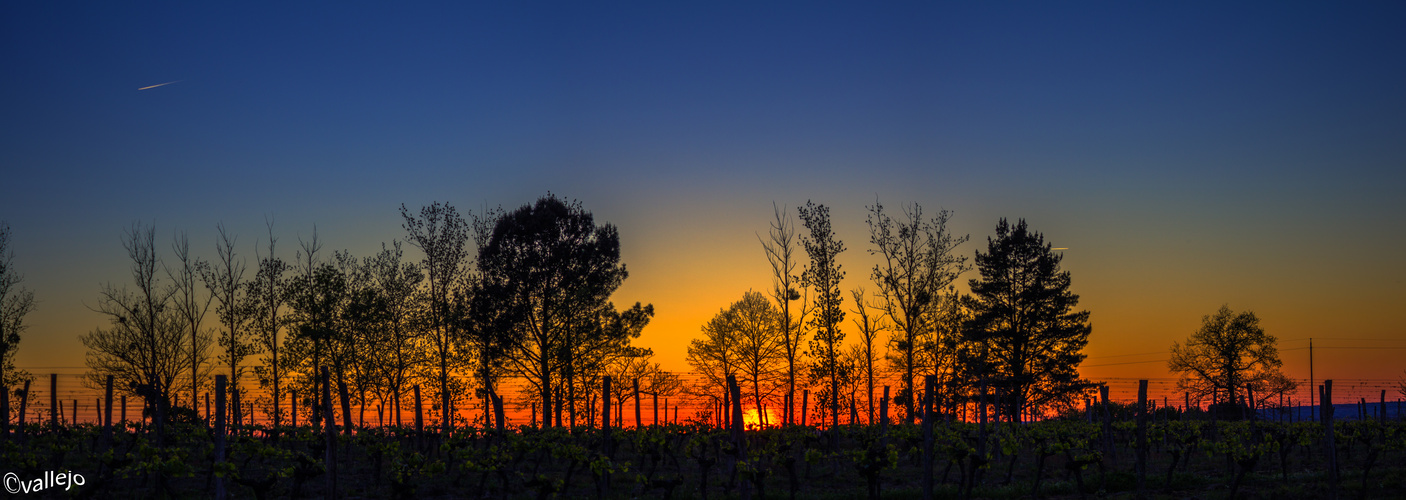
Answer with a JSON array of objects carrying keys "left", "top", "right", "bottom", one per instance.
[
  {"left": 1169, "top": 305, "right": 1283, "bottom": 411},
  {"left": 476, "top": 194, "right": 651, "bottom": 428}
]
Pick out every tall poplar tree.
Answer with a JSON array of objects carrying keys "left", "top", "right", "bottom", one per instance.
[{"left": 798, "top": 201, "right": 846, "bottom": 428}]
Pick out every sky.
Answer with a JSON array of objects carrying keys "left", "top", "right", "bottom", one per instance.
[{"left": 3, "top": 2, "right": 1405, "bottom": 402}]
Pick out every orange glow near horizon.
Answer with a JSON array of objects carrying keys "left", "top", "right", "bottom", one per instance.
[{"left": 742, "top": 408, "right": 780, "bottom": 429}]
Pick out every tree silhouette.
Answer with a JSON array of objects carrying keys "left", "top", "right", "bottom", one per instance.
[
  {"left": 759, "top": 203, "right": 808, "bottom": 425},
  {"left": 82, "top": 222, "right": 186, "bottom": 413},
  {"left": 366, "top": 241, "right": 424, "bottom": 427},
  {"left": 687, "top": 299, "right": 741, "bottom": 422},
  {"left": 477, "top": 195, "right": 643, "bottom": 428},
  {"left": 849, "top": 287, "right": 885, "bottom": 424},
  {"left": 866, "top": 200, "right": 968, "bottom": 422},
  {"left": 167, "top": 231, "right": 214, "bottom": 410},
  {"left": 689, "top": 291, "right": 785, "bottom": 426},
  {"left": 402, "top": 202, "right": 473, "bottom": 433},
  {"left": 0, "top": 221, "right": 37, "bottom": 398},
  {"left": 964, "top": 218, "right": 1091, "bottom": 421},
  {"left": 1169, "top": 305, "right": 1283, "bottom": 413},
  {"left": 200, "top": 223, "right": 257, "bottom": 424},
  {"left": 248, "top": 221, "right": 291, "bottom": 428},
  {"left": 798, "top": 201, "right": 846, "bottom": 428}
]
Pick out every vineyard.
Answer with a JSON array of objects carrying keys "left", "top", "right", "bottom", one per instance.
[{"left": 3, "top": 378, "right": 1405, "bottom": 499}]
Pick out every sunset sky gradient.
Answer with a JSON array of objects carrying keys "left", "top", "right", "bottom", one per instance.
[{"left": 3, "top": 2, "right": 1404, "bottom": 401}]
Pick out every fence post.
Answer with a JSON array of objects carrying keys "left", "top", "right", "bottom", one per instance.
[
  {"left": 413, "top": 385, "right": 424, "bottom": 447},
  {"left": 1100, "top": 385, "right": 1114, "bottom": 467},
  {"left": 103, "top": 375, "right": 114, "bottom": 447},
  {"left": 491, "top": 391, "right": 505, "bottom": 432},
  {"left": 1, "top": 376, "right": 7, "bottom": 440},
  {"left": 801, "top": 390, "right": 809, "bottom": 427},
  {"left": 120, "top": 395, "right": 126, "bottom": 424},
  {"left": 634, "top": 379, "right": 642, "bottom": 429},
  {"left": 338, "top": 375, "right": 353, "bottom": 435},
  {"left": 1136, "top": 380, "right": 1148, "bottom": 498},
  {"left": 727, "top": 375, "right": 748, "bottom": 500},
  {"left": 291, "top": 390, "right": 297, "bottom": 428},
  {"left": 321, "top": 366, "right": 336, "bottom": 500},
  {"left": 922, "top": 375, "right": 936, "bottom": 500},
  {"left": 1380, "top": 391, "right": 1386, "bottom": 424},
  {"left": 49, "top": 373, "right": 57, "bottom": 428},
  {"left": 214, "top": 375, "right": 227, "bottom": 500},
  {"left": 653, "top": 390, "right": 659, "bottom": 426},
  {"left": 603, "top": 375, "right": 612, "bottom": 434},
  {"left": 1321, "top": 381, "right": 1336, "bottom": 500}
]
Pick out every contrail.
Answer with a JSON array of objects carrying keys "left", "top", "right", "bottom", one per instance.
[{"left": 138, "top": 80, "right": 182, "bottom": 90}]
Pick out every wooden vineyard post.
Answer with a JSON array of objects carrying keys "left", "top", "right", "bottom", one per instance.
[
  {"left": 291, "top": 390, "right": 297, "bottom": 428},
  {"left": 413, "top": 385, "right": 424, "bottom": 448},
  {"left": 1100, "top": 385, "right": 1115, "bottom": 467},
  {"left": 49, "top": 373, "right": 57, "bottom": 428},
  {"left": 491, "top": 391, "right": 505, "bottom": 432},
  {"left": 727, "top": 375, "right": 748, "bottom": 500},
  {"left": 602, "top": 375, "right": 613, "bottom": 495},
  {"left": 723, "top": 385, "right": 730, "bottom": 429},
  {"left": 231, "top": 387, "right": 241, "bottom": 430},
  {"left": 103, "top": 376, "right": 114, "bottom": 447},
  {"left": 801, "top": 390, "right": 809, "bottom": 427},
  {"left": 321, "top": 367, "right": 336, "bottom": 500},
  {"left": 338, "top": 375, "right": 353, "bottom": 435},
  {"left": 653, "top": 391, "right": 659, "bottom": 426},
  {"left": 72, "top": 400, "right": 77, "bottom": 427},
  {"left": 634, "top": 379, "right": 642, "bottom": 429},
  {"left": 1136, "top": 380, "right": 1148, "bottom": 498},
  {"left": 17, "top": 379, "right": 29, "bottom": 441},
  {"left": 1382, "top": 390, "right": 1388, "bottom": 424},
  {"left": 1321, "top": 381, "right": 1337, "bottom": 500},
  {"left": 214, "top": 375, "right": 228, "bottom": 500},
  {"left": 120, "top": 395, "right": 126, "bottom": 424},
  {"left": 0, "top": 375, "right": 7, "bottom": 440},
  {"left": 850, "top": 394, "right": 859, "bottom": 425},
  {"left": 602, "top": 375, "right": 612, "bottom": 434},
  {"left": 922, "top": 375, "right": 936, "bottom": 500},
  {"left": 204, "top": 392, "right": 210, "bottom": 424}
]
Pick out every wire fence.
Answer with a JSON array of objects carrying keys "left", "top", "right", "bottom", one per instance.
[{"left": 6, "top": 368, "right": 1403, "bottom": 429}]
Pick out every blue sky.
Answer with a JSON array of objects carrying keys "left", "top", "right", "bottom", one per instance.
[{"left": 3, "top": 2, "right": 1404, "bottom": 383}]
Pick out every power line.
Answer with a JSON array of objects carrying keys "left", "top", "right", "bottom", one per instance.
[{"left": 1083, "top": 359, "right": 1169, "bottom": 368}]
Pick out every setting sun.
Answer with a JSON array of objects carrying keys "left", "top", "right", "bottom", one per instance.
[{"left": 741, "top": 408, "right": 780, "bottom": 429}]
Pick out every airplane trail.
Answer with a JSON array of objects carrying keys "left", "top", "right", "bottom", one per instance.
[{"left": 138, "top": 80, "right": 182, "bottom": 90}]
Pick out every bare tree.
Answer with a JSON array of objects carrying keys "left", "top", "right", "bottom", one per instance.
[
  {"left": 849, "top": 287, "right": 885, "bottom": 424},
  {"left": 83, "top": 222, "right": 184, "bottom": 412},
  {"left": 759, "top": 203, "right": 808, "bottom": 424},
  {"left": 201, "top": 224, "right": 258, "bottom": 424},
  {"left": 866, "top": 200, "right": 968, "bottom": 423},
  {"left": 168, "top": 231, "right": 214, "bottom": 409},
  {"left": 686, "top": 302, "right": 741, "bottom": 420},
  {"left": 0, "top": 221, "right": 37, "bottom": 395}
]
